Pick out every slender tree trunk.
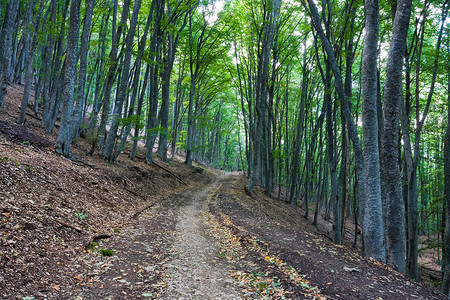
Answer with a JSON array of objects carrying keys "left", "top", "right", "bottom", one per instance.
[
  {"left": 55, "top": 0, "right": 81, "bottom": 156},
  {"left": 43, "top": 0, "right": 70, "bottom": 133},
  {"left": 146, "top": 0, "right": 164, "bottom": 165},
  {"left": 289, "top": 57, "right": 307, "bottom": 207},
  {"left": 362, "top": 0, "right": 386, "bottom": 262},
  {"left": 157, "top": 7, "right": 190, "bottom": 161},
  {"left": 17, "top": 0, "right": 38, "bottom": 125},
  {"left": 71, "top": 0, "right": 95, "bottom": 140},
  {"left": 0, "top": 0, "right": 20, "bottom": 108},
  {"left": 85, "top": 10, "right": 109, "bottom": 134},
  {"left": 130, "top": 64, "right": 150, "bottom": 160},
  {"left": 306, "top": 0, "right": 365, "bottom": 254},
  {"left": 170, "top": 59, "right": 186, "bottom": 159},
  {"left": 103, "top": 0, "right": 142, "bottom": 162},
  {"left": 246, "top": 0, "right": 279, "bottom": 194},
  {"left": 443, "top": 73, "right": 450, "bottom": 296},
  {"left": 114, "top": 5, "right": 153, "bottom": 162},
  {"left": 97, "top": 0, "right": 129, "bottom": 150},
  {"left": 381, "top": 0, "right": 412, "bottom": 274}
]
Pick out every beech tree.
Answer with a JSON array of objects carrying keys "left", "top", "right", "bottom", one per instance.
[
  {"left": 362, "top": 0, "right": 385, "bottom": 261},
  {"left": 443, "top": 52, "right": 450, "bottom": 296},
  {"left": 55, "top": 0, "right": 81, "bottom": 156},
  {"left": 0, "top": 0, "right": 19, "bottom": 108},
  {"left": 103, "top": 0, "right": 142, "bottom": 162}
]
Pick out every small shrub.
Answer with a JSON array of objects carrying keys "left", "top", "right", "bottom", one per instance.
[
  {"left": 99, "top": 249, "right": 114, "bottom": 257},
  {"left": 74, "top": 211, "right": 88, "bottom": 220}
]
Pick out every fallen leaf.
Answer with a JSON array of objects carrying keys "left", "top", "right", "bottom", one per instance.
[{"left": 74, "top": 274, "right": 84, "bottom": 281}]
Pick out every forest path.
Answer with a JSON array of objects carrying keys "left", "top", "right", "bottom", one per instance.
[
  {"left": 62, "top": 174, "right": 243, "bottom": 299},
  {"left": 59, "top": 173, "right": 446, "bottom": 300},
  {"left": 164, "top": 176, "right": 241, "bottom": 299}
]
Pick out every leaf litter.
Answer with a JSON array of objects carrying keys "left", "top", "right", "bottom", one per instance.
[{"left": 0, "top": 84, "right": 447, "bottom": 299}]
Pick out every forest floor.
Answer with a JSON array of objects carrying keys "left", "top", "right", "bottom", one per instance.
[{"left": 0, "top": 84, "right": 447, "bottom": 299}]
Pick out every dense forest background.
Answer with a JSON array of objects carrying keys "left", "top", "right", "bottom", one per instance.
[{"left": 0, "top": 0, "right": 448, "bottom": 293}]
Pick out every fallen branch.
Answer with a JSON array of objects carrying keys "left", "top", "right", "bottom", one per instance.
[
  {"left": 25, "top": 112, "right": 60, "bottom": 128},
  {"left": 85, "top": 233, "right": 113, "bottom": 250},
  {"left": 152, "top": 161, "right": 188, "bottom": 186},
  {"left": 92, "top": 234, "right": 112, "bottom": 242},
  {"left": 25, "top": 112, "right": 41, "bottom": 121},
  {"left": 131, "top": 203, "right": 154, "bottom": 219},
  {"left": 72, "top": 159, "right": 98, "bottom": 169},
  {"left": 122, "top": 151, "right": 187, "bottom": 186},
  {"left": 58, "top": 154, "right": 99, "bottom": 170},
  {"left": 122, "top": 151, "right": 145, "bottom": 161},
  {"left": 125, "top": 187, "right": 147, "bottom": 200},
  {"left": 55, "top": 219, "right": 83, "bottom": 233},
  {"left": 0, "top": 142, "right": 15, "bottom": 148}
]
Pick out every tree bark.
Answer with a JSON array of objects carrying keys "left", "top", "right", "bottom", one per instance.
[
  {"left": 145, "top": 0, "right": 164, "bottom": 165},
  {"left": 55, "top": 0, "right": 81, "bottom": 156},
  {"left": 0, "top": 0, "right": 20, "bottom": 108},
  {"left": 158, "top": 6, "right": 190, "bottom": 162},
  {"left": 381, "top": 0, "right": 412, "bottom": 274},
  {"left": 71, "top": 0, "right": 95, "bottom": 140},
  {"left": 442, "top": 50, "right": 450, "bottom": 296},
  {"left": 17, "top": 0, "right": 39, "bottom": 125},
  {"left": 362, "top": 0, "right": 386, "bottom": 262},
  {"left": 97, "top": 0, "right": 129, "bottom": 150}
]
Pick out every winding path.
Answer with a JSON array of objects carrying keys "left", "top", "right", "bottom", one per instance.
[{"left": 165, "top": 177, "right": 241, "bottom": 299}]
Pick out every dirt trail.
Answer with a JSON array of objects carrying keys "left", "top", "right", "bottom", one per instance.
[
  {"left": 60, "top": 175, "right": 243, "bottom": 299},
  {"left": 20, "top": 171, "right": 445, "bottom": 299},
  {"left": 165, "top": 176, "right": 241, "bottom": 299}
]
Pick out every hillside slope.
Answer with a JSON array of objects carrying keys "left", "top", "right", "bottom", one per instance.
[
  {"left": 0, "top": 85, "right": 210, "bottom": 298},
  {"left": 0, "top": 85, "right": 447, "bottom": 299}
]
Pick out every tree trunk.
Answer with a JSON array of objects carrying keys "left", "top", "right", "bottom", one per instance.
[
  {"left": 55, "top": 0, "right": 81, "bottom": 156},
  {"left": 103, "top": 0, "right": 141, "bottom": 162},
  {"left": 442, "top": 64, "right": 450, "bottom": 295},
  {"left": 97, "top": 0, "right": 129, "bottom": 150},
  {"left": 0, "top": 0, "right": 20, "bottom": 108},
  {"left": 157, "top": 6, "right": 190, "bottom": 161},
  {"left": 145, "top": 0, "right": 164, "bottom": 165},
  {"left": 17, "top": 0, "right": 38, "bottom": 125},
  {"left": 306, "top": 0, "right": 365, "bottom": 255},
  {"left": 381, "top": 0, "right": 412, "bottom": 274},
  {"left": 362, "top": 0, "right": 386, "bottom": 262},
  {"left": 114, "top": 5, "right": 153, "bottom": 162},
  {"left": 288, "top": 62, "right": 307, "bottom": 207},
  {"left": 71, "top": 0, "right": 95, "bottom": 140},
  {"left": 43, "top": 0, "right": 70, "bottom": 133}
]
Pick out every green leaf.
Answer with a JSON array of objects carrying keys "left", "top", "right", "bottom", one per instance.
[
  {"left": 300, "top": 281, "right": 310, "bottom": 289},
  {"left": 142, "top": 293, "right": 153, "bottom": 297}
]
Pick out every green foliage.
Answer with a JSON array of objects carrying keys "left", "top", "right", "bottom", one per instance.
[
  {"left": 86, "top": 241, "right": 97, "bottom": 251},
  {"left": 119, "top": 114, "right": 144, "bottom": 128},
  {"left": 98, "top": 249, "right": 114, "bottom": 257},
  {"left": 74, "top": 211, "right": 88, "bottom": 220}
]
